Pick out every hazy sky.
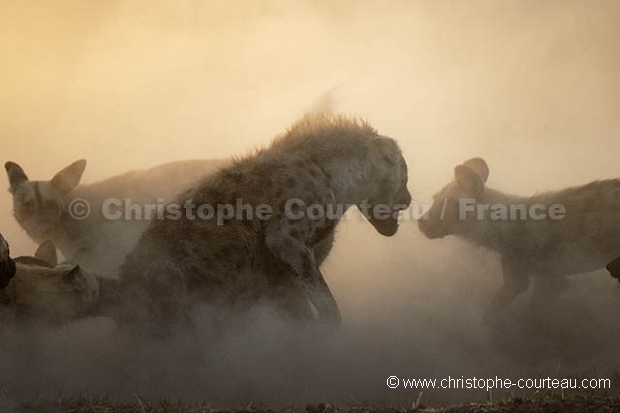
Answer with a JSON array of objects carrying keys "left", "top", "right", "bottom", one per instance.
[
  {"left": 1, "top": 0, "right": 619, "bottom": 250},
  {"left": 1, "top": 2, "right": 620, "bottom": 407}
]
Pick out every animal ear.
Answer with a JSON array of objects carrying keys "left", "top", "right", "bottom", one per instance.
[
  {"left": 454, "top": 165, "right": 485, "bottom": 195},
  {"left": 34, "top": 240, "right": 58, "bottom": 267},
  {"left": 0, "top": 233, "right": 9, "bottom": 261},
  {"left": 5, "top": 162, "right": 29, "bottom": 193},
  {"left": 51, "top": 159, "right": 86, "bottom": 195},
  {"left": 372, "top": 137, "right": 400, "bottom": 165},
  {"left": 60, "top": 265, "right": 87, "bottom": 291},
  {"left": 462, "top": 157, "right": 489, "bottom": 183}
]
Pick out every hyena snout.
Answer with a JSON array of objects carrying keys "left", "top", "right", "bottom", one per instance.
[
  {"left": 417, "top": 195, "right": 462, "bottom": 239},
  {"left": 418, "top": 210, "right": 451, "bottom": 239},
  {"left": 418, "top": 219, "right": 439, "bottom": 239}
]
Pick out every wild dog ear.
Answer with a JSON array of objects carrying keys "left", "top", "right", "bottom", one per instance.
[
  {"left": 60, "top": 265, "right": 87, "bottom": 291},
  {"left": 372, "top": 137, "right": 401, "bottom": 165},
  {"left": 51, "top": 159, "right": 86, "bottom": 195},
  {"left": 5, "top": 162, "right": 29, "bottom": 193},
  {"left": 454, "top": 165, "right": 485, "bottom": 196},
  {"left": 34, "top": 240, "right": 58, "bottom": 267}
]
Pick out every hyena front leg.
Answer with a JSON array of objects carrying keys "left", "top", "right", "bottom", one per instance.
[
  {"left": 313, "top": 231, "right": 335, "bottom": 267},
  {"left": 485, "top": 259, "right": 530, "bottom": 322},
  {"left": 265, "top": 221, "right": 341, "bottom": 326},
  {"left": 269, "top": 280, "right": 316, "bottom": 325}
]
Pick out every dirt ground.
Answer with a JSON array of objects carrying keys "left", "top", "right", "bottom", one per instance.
[{"left": 16, "top": 395, "right": 620, "bottom": 413}]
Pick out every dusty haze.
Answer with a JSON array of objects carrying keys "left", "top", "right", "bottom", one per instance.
[{"left": 1, "top": 0, "right": 619, "bottom": 409}]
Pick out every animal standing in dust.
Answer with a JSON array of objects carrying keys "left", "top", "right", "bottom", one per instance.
[
  {"left": 5, "top": 159, "right": 229, "bottom": 274},
  {"left": 119, "top": 114, "right": 411, "bottom": 329},
  {"left": 0, "top": 238, "right": 101, "bottom": 324},
  {"left": 418, "top": 158, "right": 620, "bottom": 319}
]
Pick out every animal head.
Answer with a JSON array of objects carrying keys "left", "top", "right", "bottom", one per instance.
[
  {"left": 361, "top": 137, "right": 411, "bottom": 236},
  {"left": 5, "top": 160, "right": 86, "bottom": 242},
  {"left": 418, "top": 157, "right": 489, "bottom": 239},
  {"left": 9, "top": 263, "right": 100, "bottom": 321},
  {"left": 0, "top": 232, "right": 17, "bottom": 288},
  {"left": 5, "top": 240, "right": 100, "bottom": 322}
]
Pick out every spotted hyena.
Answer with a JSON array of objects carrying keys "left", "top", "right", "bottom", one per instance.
[
  {"left": 5, "top": 159, "right": 228, "bottom": 273},
  {"left": 418, "top": 157, "right": 620, "bottom": 317},
  {"left": 0, "top": 239, "right": 102, "bottom": 323},
  {"left": 118, "top": 114, "right": 411, "bottom": 330}
]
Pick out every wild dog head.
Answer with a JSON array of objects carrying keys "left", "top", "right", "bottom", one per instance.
[
  {"left": 418, "top": 157, "right": 489, "bottom": 239},
  {"left": 361, "top": 137, "right": 411, "bottom": 236},
  {"left": 10, "top": 241, "right": 100, "bottom": 322},
  {"left": 5, "top": 160, "right": 86, "bottom": 242}
]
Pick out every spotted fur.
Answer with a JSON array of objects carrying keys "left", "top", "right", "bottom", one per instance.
[{"left": 118, "top": 114, "right": 411, "bottom": 330}]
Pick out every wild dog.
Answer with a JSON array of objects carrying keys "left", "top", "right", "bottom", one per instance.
[
  {"left": 5, "top": 159, "right": 229, "bottom": 273},
  {"left": 0, "top": 240, "right": 102, "bottom": 323},
  {"left": 418, "top": 158, "right": 620, "bottom": 317},
  {"left": 118, "top": 114, "right": 411, "bottom": 330}
]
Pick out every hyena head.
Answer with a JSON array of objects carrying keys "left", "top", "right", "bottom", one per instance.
[
  {"left": 418, "top": 157, "right": 489, "bottom": 239},
  {"left": 361, "top": 137, "right": 412, "bottom": 236},
  {"left": 0, "top": 232, "right": 16, "bottom": 289},
  {"left": 4, "top": 160, "right": 86, "bottom": 242}
]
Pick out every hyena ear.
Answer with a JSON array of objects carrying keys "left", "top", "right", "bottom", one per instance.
[
  {"left": 34, "top": 240, "right": 58, "bottom": 267},
  {"left": 462, "top": 158, "right": 489, "bottom": 183},
  {"left": 4, "top": 162, "right": 29, "bottom": 193},
  {"left": 60, "top": 265, "right": 87, "bottom": 291},
  {"left": 51, "top": 159, "right": 86, "bottom": 195},
  {"left": 454, "top": 165, "right": 485, "bottom": 196},
  {"left": 372, "top": 137, "right": 400, "bottom": 165}
]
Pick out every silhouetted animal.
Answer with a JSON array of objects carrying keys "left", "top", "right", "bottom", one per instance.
[
  {"left": 5, "top": 159, "right": 228, "bottom": 273},
  {"left": 119, "top": 114, "right": 411, "bottom": 330},
  {"left": 0, "top": 240, "right": 101, "bottom": 323},
  {"left": 419, "top": 157, "right": 620, "bottom": 318}
]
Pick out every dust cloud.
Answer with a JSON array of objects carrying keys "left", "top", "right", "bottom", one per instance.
[{"left": 1, "top": 0, "right": 620, "bottom": 409}]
